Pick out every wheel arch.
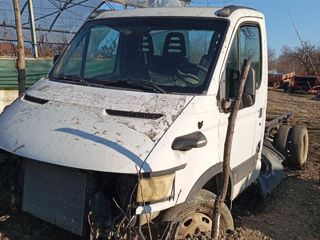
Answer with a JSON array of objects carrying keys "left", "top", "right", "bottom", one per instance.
[{"left": 185, "top": 163, "right": 234, "bottom": 207}]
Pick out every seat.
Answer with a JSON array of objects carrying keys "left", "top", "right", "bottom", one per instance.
[
  {"left": 161, "top": 32, "right": 189, "bottom": 75},
  {"left": 163, "top": 32, "right": 187, "bottom": 57},
  {"left": 140, "top": 32, "right": 154, "bottom": 65}
]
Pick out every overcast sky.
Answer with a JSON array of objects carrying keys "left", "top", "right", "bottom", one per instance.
[{"left": 191, "top": 0, "right": 320, "bottom": 55}]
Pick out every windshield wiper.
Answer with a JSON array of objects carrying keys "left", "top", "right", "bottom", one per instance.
[
  {"left": 54, "top": 75, "right": 106, "bottom": 88},
  {"left": 55, "top": 75, "right": 91, "bottom": 86},
  {"left": 144, "top": 81, "right": 167, "bottom": 94},
  {"left": 106, "top": 79, "right": 166, "bottom": 94}
]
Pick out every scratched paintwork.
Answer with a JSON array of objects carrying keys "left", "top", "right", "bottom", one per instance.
[{"left": 0, "top": 79, "right": 192, "bottom": 173}]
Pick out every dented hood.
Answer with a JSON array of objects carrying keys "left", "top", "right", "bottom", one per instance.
[{"left": 0, "top": 79, "right": 192, "bottom": 173}]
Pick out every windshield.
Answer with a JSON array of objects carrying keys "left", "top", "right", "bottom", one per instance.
[{"left": 50, "top": 17, "right": 227, "bottom": 94}]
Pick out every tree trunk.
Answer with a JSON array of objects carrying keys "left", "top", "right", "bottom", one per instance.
[
  {"left": 211, "top": 59, "right": 252, "bottom": 239},
  {"left": 12, "top": 0, "right": 26, "bottom": 95}
]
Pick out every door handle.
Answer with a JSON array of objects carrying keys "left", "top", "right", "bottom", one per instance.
[{"left": 258, "top": 108, "right": 263, "bottom": 118}]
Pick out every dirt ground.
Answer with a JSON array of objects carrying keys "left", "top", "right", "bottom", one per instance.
[
  {"left": 0, "top": 88, "right": 319, "bottom": 240},
  {"left": 223, "top": 89, "right": 320, "bottom": 240}
]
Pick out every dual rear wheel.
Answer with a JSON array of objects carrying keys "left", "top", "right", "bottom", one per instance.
[{"left": 273, "top": 125, "right": 309, "bottom": 167}]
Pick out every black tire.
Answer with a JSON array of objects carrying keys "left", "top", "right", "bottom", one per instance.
[
  {"left": 283, "top": 82, "right": 291, "bottom": 92},
  {"left": 162, "top": 189, "right": 234, "bottom": 240},
  {"left": 273, "top": 125, "right": 292, "bottom": 159},
  {"left": 289, "top": 126, "right": 309, "bottom": 167}
]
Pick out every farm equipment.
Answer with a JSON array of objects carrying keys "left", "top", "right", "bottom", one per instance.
[
  {"left": 290, "top": 75, "right": 320, "bottom": 94},
  {"left": 268, "top": 70, "right": 295, "bottom": 89}
]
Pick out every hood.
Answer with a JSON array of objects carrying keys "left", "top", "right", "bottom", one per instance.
[{"left": 0, "top": 79, "right": 192, "bottom": 173}]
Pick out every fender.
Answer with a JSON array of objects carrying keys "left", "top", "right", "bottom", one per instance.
[{"left": 186, "top": 163, "right": 235, "bottom": 202}]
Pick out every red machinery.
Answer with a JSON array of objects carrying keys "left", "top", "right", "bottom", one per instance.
[{"left": 290, "top": 75, "right": 320, "bottom": 93}]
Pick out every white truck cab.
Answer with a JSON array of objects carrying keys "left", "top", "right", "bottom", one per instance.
[{"left": 0, "top": 5, "right": 296, "bottom": 240}]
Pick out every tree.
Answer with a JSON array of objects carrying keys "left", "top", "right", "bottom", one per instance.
[
  {"left": 276, "top": 43, "right": 320, "bottom": 75},
  {"left": 268, "top": 47, "right": 277, "bottom": 70}
]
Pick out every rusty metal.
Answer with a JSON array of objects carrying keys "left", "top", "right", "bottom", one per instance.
[
  {"left": 265, "top": 111, "right": 294, "bottom": 139},
  {"left": 268, "top": 71, "right": 295, "bottom": 88},
  {"left": 290, "top": 75, "right": 320, "bottom": 94}
]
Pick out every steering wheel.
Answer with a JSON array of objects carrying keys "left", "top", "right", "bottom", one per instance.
[{"left": 175, "top": 63, "right": 207, "bottom": 86}]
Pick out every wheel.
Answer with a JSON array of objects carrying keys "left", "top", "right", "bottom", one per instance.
[
  {"left": 162, "top": 189, "right": 234, "bottom": 240},
  {"left": 273, "top": 125, "right": 292, "bottom": 159},
  {"left": 283, "top": 82, "right": 291, "bottom": 92},
  {"left": 289, "top": 126, "right": 309, "bottom": 167}
]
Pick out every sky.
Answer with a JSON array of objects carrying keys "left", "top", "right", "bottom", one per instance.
[
  {"left": 191, "top": 0, "right": 320, "bottom": 56},
  {"left": 1, "top": 0, "right": 319, "bottom": 56}
]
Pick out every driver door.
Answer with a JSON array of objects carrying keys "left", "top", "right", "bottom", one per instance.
[{"left": 218, "top": 24, "right": 264, "bottom": 197}]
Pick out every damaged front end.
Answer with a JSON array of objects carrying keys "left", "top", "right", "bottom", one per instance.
[{"left": 0, "top": 148, "right": 164, "bottom": 239}]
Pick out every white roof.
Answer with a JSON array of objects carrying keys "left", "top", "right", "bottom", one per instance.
[
  {"left": 97, "top": 7, "right": 219, "bottom": 18},
  {"left": 96, "top": 6, "right": 263, "bottom": 20},
  {"left": 97, "top": 7, "right": 219, "bottom": 19}
]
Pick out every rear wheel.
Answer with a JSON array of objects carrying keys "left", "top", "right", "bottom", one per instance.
[
  {"left": 289, "top": 126, "right": 309, "bottom": 167},
  {"left": 163, "top": 189, "right": 233, "bottom": 240},
  {"left": 274, "top": 125, "right": 292, "bottom": 159}
]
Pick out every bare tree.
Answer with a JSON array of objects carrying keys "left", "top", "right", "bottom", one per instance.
[
  {"left": 276, "top": 43, "right": 320, "bottom": 75},
  {"left": 268, "top": 47, "right": 277, "bottom": 70}
]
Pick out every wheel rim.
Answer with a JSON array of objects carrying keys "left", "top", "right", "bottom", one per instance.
[{"left": 177, "top": 212, "right": 212, "bottom": 239}]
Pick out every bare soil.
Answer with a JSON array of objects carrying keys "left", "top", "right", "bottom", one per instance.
[
  {"left": 223, "top": 89, "right": 320, "bottom": 240},
  {"left": 0, "top": 89, "right": 319, "bottom": 240}
]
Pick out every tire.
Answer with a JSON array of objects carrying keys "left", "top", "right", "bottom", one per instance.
[
  {"left": 162, "top": 189, "right": 234, "bottom": 240},
  {"left": 273, "top": 125, "right": 292, "bottom": 159},
  {"left": 289, "top": 126, "right": 309, "bottom": 167},
  {"left": 283, "top": 82, "right": 291, "bottom": 92}
]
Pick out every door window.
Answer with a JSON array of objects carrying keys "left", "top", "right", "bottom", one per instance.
[{"left": 225, "top": 25, "right": 262, "bottom": 100}]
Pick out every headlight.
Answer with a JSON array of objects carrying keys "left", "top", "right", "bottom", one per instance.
[{"left": 136, "top": 173, "right": 175, "bottom": 203}]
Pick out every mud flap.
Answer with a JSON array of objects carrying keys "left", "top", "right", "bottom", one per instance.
[{"left": 257, "top": 141, "right": 285, "bottom": 197}]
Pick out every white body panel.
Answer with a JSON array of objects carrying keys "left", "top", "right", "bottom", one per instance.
[
  {"left": 0, "top": 6, "right": 268, "bottom": 216},
  {"left": 0, "top": 79, "right": 192, "bottom": 173}
]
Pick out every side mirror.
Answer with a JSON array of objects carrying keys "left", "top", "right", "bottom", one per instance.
[
  {"left": 172, "top": 131, "right": 207, "bottom": 151},
  {"left": 242, "top": 67, "right": 256, "bottom": 108},
  {"left": 53, "top": 55, "right": 60, "bottom": 64}
]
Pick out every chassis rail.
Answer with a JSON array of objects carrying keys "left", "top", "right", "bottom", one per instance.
[{"left": 264, "top": 111, "right": 294, "bottom": 139}]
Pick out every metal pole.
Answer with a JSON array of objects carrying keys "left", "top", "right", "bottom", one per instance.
[
  {"left": 28, "top": 0, "right": 38, "bottom": 58},
  {"left": 12, "top": 0, "right": 26, "bottom": 95}
]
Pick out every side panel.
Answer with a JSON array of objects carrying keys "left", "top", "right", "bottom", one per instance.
[{"left": 136, "top": 96, "right": 222, "bottom": 214}]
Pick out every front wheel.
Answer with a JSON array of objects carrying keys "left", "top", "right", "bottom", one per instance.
[{"left": 162, "top": 189, "right": 234, "bottom": 239}]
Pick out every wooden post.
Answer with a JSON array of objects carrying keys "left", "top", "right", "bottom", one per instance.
[
  {"left": 12, "top": 0, "right": 26, "bottom": 95},
  {"left": 211, "top": 59, "right": 252, "bottom": 239}
]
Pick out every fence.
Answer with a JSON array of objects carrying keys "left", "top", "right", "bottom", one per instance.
[
  {"left": 0, "top": 58, "right": 53, "bottom": 89},
  {"left": 0, "top": 58, "right": 52, "bottom": 112}
]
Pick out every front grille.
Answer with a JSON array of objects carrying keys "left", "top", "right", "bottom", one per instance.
[{"left": 22, "top": 160, "right": 89, "bottom": 236}]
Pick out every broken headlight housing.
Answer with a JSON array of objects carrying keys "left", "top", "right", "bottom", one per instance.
[{"left": 136, "top": 173, "right": 175, "bottom": 203}]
